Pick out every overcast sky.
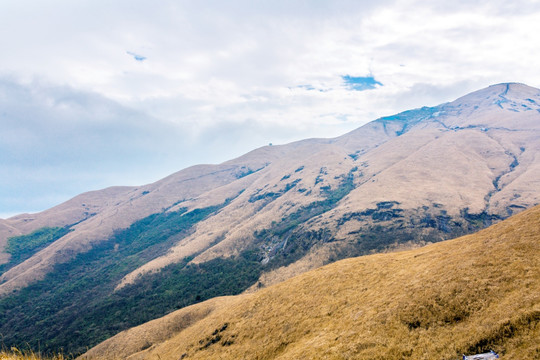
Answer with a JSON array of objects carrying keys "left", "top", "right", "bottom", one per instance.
[{"left": 1, "top": 0, "right": 540, "bottom": 218}]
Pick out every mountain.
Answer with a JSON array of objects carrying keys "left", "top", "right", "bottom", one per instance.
[
  {"left": 0, "top": 83, "right": 539, "bottom": 354},
  {"left": 82, "top": 202, "right": 540, "bottom": 360}
]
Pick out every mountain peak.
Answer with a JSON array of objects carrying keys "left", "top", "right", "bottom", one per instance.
[
  {"left": 449, "top": 82, "right": 540, "bottom": 112},
  {"left": 468, "top": 82, "right": 539, "bottom": 97}
]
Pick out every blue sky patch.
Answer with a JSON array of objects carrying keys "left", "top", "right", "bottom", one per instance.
[
  {"left": 127, "top": 51, "right": 147, "bottom": 62},
  {"left": 297, "top": 84, "right": 316, "bottom": 91},
  {"left": 295, "top": 84, "right": 331, "bottom": 92},
  {"left": 342, "top": 75, "right": 382, "bottom": 91}
]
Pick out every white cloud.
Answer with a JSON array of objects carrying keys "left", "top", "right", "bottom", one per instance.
[{"left": 1, "top": 0, "right": 540, "bottom": 216}]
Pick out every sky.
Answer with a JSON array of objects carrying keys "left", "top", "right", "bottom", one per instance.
[{"left": 1, "top": 0, "right": 540, "bottom": 218}]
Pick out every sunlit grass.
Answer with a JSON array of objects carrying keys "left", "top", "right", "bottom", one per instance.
[{"left": 0, "top": 347, "right": 68, "bottom": 360}]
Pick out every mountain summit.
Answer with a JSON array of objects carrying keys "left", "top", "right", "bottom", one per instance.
[{"left": 0, "top": 83, "right": 539, "bottom": 353}]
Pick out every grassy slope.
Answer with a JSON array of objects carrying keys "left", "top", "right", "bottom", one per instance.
[
  {"left": 0, "top": 227, "right": 71, "bottom": 275},
  {"left": 84, "top": 204, "right": 540, "bottom": 360},
  {"left": 0, "top": 201, "right": 261, "bottom": 355},
  {"left": 0, "top": 351, "right": 66, "bottom": 360}
]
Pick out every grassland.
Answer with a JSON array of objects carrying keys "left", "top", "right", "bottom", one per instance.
[
  {"left": 83, "top": 204, "right": 540, "bottom": 359},
  {"left": 0, "top": 349, "right": 67, "bottom": 360}
]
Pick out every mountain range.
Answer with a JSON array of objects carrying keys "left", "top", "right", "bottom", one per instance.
[{"left": 0, "top": 82, "right": 539, "bottom": 354}]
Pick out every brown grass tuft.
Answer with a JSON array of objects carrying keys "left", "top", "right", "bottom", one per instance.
[{"left": 0, "top": 347, "right": 68, "bottom": 360}]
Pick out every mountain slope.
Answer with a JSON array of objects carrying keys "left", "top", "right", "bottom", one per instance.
[
  {"left": 83, "top": 202, "right": 540, "bottom": 360},
  {"left": 0, "top": 83, "right": 539, "bottom": 354},
  {"left": 120, "top": 82, "right": 540, "bottom": 289}
]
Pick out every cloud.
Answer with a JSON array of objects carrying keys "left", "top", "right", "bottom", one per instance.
[
  {"left": 0, "top": 77, "right": 185, "bottom": 215},
  {"left": 1, "top": 0, "right": 540, "bottom": 216},
  {"left": 0, "top": 77, "right": 350, "bottom": 217}
]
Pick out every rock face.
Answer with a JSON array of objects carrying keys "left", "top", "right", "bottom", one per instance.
[{"left": 1, "top": 83, "right": 540, "bottom": 295}]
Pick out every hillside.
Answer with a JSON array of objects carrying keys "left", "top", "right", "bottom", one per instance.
[
  {"left": 0, "top": 83, "right": 539, "bottom": 354},
  {"left": 83, "top": 203, "right": 540, "bottom": 360}
]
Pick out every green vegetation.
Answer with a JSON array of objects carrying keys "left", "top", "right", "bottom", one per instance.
[
  {"left": 115, "top": 251, "right": 261, "bottom": 324},
  {"left": 254, "top": 169, "right": 356, "bottom": 268},
  {"left": 461, "top": 208, "right": 502, "bottom": 229},
  {"left": 330, "top": 203, "right": 499, "bottom": 263},
  {"left": 255, "top": 167, "right": 501, "bottom": 272},
  {"left": 248, "top": 179, "right": 300, "bottom": 203},
  {"left": 0, "top": 196, "right": 260, "bottom": 356},
  {"left": 234, "top": 165, "right": 265, "bottom": 179},
  {"left": 338, "top": 201, "right": 404, "bottom": 225},
  {"left": 0, "top": 227, "right": 71, "bottom": 276}
]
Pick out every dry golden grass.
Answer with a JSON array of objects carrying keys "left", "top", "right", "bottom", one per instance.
[
  {"left": 82, "top": 204, "right": 540, "bottom": 359},
  {"left": 80, "top": 296, "right": 243, "bottom": 360},
  {"left": 0, "top": 348, "right": 67, "bottom": 360}
]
